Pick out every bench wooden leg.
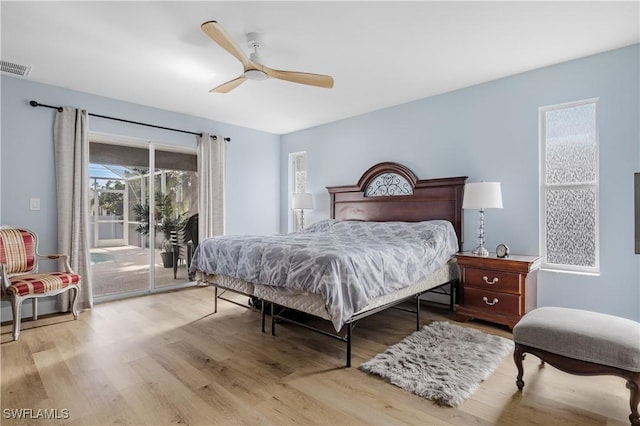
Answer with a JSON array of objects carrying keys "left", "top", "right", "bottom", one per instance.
[
  {"left": 628, "top": 373, "right": 640, "bottom": 426},
  {"left": 514, "top": 343, "right": 525, "bottom": 390},
  {"left": 514, "top": 342, "right": 640, "bottom": 426}
]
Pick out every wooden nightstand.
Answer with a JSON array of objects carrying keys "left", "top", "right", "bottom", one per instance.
[{"left": 455, "top": 251, "right": 541, "bottom": 329}]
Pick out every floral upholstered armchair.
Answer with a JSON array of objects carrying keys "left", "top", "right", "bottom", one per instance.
[{"left": 0, "top": 227, "right": 81, "bottom": 341}]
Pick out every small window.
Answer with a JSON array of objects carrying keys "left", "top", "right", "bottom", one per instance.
[
  {"left": 289, "top": 152, "right": 307, "bottom": 232},
  {"left": 540, "top": 99, "right": 599, "bottom": 274}
]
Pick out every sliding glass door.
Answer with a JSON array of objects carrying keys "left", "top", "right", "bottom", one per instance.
[
  {"left": 152, "top": 167, "right": 198, "bottom": 289},
  {"left": 89, "top": 137, "right": 197, "bottom": 300}
]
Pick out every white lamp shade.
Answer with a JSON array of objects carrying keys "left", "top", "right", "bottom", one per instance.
[
  {"left": 292, "top": 193, "right": 314, "bottom": 210},
  {"left": 462, "top": 182, "right": 503, "bottom": 209}
]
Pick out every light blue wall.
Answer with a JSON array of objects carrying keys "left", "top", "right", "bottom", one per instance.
[
  {"left": 281, "top": 44, "right": 640, "bottom": 321},
  {"left": 2, "top": 45, "right": 638, "bottom": 324},
  {"left": 1, "top": 75, "right": 281, "bottom": 320}
]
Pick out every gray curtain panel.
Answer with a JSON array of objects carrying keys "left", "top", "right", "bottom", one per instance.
[
  {"left": 54, "top": 107, "right": 92, "bottom": 311},
  {"left": 197, "top": 133, "right": 226, "bottom": 241}
]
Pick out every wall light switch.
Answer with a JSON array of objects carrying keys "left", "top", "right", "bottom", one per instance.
[{"left": 30, "top": 198, "right": 40, "bottom": 211}]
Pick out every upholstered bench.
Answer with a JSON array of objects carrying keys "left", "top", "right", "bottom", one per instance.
[{"left": 512, "top": 307, "right": 640, "bottom": 425}]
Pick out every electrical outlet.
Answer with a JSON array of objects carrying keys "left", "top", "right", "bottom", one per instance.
[{"left": 30, "top": 198, "right": 40, "bottom": 211}]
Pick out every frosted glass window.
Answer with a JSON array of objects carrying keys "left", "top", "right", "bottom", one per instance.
[
  {"left": 540, "top": 99, "right": 599, "bottom": 273},
  {"left": 294, "top": 153, "right": 307, "bottom": 194},
  {"left": 545, "top": 103, "right": 597, "bottom": 185},
  {"left": 290, "top": 152, "right": 307, "bottom": 232},
  {"left": 545, "top": 188, "right": 596, "bottom": 267}
]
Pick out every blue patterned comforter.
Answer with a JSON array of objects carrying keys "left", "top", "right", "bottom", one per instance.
[{"left": 190, "top": 219, "right": 458, "bottom": 330}]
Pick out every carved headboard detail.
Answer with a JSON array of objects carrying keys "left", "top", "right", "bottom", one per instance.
[
  {"left": 359, "top": 162, "right": 416, "bottom": 197},
  {"left": 327, "top": 162, "right": 468, "bottom": 248}
]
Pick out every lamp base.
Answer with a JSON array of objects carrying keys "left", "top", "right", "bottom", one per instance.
[{"left": 471, "top": 245, "right": 489, "bottom": 257}]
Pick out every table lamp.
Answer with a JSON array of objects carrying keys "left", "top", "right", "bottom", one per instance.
[
  {"left": 292, "top": 193, "right": 314, "bottom": 230},
  {"left": 462, "top": 182, "right": 503, "bottom": 256}
]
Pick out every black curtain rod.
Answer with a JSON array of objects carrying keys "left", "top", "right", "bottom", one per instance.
[{"left": 29, "top": 100, "right": 231, "bottom": 142}]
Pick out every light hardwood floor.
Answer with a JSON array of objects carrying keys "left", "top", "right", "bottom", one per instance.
[{"left": 0, "top": 286, "right": 630, "bottom": 425}]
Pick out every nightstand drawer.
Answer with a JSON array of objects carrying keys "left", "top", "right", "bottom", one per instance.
[
  {"left": 463, "top": 287, "right": 521, "bottom": 316},
  {"left": 464, "top": 268, "right": 521, "bottom": 294}
]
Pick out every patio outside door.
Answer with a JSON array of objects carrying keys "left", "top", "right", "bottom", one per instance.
[{"left": 89, "top": 138, "right": 198, "bottom": 300}]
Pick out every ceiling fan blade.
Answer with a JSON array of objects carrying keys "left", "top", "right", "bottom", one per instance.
[
  {"left": 263, "top": 66, "right": 334, "bottom": 89},
  {"left": 210, "top": 75, "right": 247, "bottom": 93},
  {"left": 201, "top": 21, "right": 253, "bottom": 68}
]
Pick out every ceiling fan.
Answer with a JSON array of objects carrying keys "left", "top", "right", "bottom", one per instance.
[{"left": 201, "top": 20, "right": 334, "bottom": 93}]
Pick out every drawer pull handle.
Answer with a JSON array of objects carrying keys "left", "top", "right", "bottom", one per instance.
[
  {"left": 483, "top": 296, "right": 499, "bottom": 306},
  {"left": 483, "top": 276, "right": 499, "bottom": 285}
]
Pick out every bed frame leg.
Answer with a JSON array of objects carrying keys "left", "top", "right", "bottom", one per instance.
[
  {"left": 416, "top": 294, "right": 421, "bottom": 331},
  {"left": 450, "top": 280, "right": 456, "bottom": 311},
  {"left": 261, "top": 300, "right": 266, "bottom": 333},
  {"left": 214, "top": 286, "right": 218, "bottom": 314},
  {"left": 271, "top": 302, "right": 276, "bottom": 336},
  {"left": 346, "top": 323, "right": 352, "bottom": 368}
]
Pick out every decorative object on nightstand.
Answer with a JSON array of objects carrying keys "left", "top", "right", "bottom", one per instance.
[
  {"left": 462, "top": 182, "right": 503, "bottom": 256},
  {"left": 292, "top": 192, "right": 314, "bottom": 230},
  {"left": 455, "top": 252, "right": 541, "bottom": 329},
  {"left": 496, "top": 243, "right": 510, "bottom": 258}
]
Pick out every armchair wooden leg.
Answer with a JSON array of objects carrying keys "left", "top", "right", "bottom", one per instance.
[
  {"left": 32, "top": 298, "right": 38, "bottom": 321},
  {"left": 70, "top": 286, "right": 80, "bottom": 320},
  {"left": 10, "top": 297, "right": 23, "bottom": 341}
]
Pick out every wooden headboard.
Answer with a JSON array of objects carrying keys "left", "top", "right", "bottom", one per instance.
[{"left": 326, "top": 162, "right": 468, "bottom": 248}]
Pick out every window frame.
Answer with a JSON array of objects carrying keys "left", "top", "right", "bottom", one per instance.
[{"left": 539, "top": 98, "right": 600, "bottom": 275}]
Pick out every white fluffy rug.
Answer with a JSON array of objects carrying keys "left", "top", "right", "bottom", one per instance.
[{"left": 360, "top": 321, "right": 514, "bottom": 407}]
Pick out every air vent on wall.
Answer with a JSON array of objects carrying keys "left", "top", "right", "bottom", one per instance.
[{"left": 1, "top": 60, "right": 32, "bottom": 78}]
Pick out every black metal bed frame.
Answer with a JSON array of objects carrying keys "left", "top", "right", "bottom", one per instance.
[{"left": 213, "top": 279, "right": 457, "bottom": 368}]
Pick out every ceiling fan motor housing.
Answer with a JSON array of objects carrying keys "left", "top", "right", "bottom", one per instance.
[
  {"left": 244, "top": 69, "right": 268, "bottom": 81},
  {"left": 244, "top": 32, "right": 268, "bottom": 80}
]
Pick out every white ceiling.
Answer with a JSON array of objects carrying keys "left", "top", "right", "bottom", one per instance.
[{"left": 2, "top": 1, "right": 638, "bottom": 135}]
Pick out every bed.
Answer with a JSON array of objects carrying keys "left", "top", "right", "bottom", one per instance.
[{"left": 191, "top": 162, "right": 467, "bottom": 366}]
